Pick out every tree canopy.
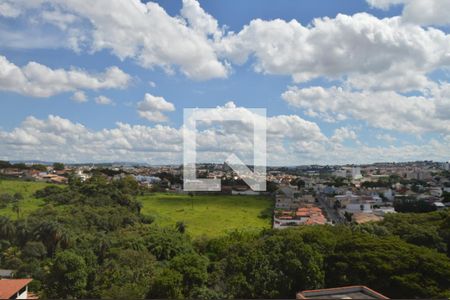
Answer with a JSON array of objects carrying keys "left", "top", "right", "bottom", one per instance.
[{"left": 0, "top": 176, "right": 449, "bottom": 298}]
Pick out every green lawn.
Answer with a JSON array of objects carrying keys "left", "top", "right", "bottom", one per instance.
[
  {"left": 0, "top": 179, "right": 50, "bottom": 219},
  {"left": 139, "top": 193, "right": 273, "bottom": 237},
  {"left": 0, "top": 180, "right": 273, "bottom": 237}
]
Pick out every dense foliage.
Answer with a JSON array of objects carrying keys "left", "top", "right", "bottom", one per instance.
[{"left": 1, "top": 176, "right": 450, "bottom": 298}]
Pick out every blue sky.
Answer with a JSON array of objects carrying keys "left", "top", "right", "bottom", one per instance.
[{"left": 0, "top": 0, "right": 449, "bottom": 165}]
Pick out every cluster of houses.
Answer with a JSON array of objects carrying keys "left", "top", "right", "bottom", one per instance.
[
  {"left": 0, "top": 167, "right": 68, "bottom": 184},
  {"left": 1, "top": 161, "right": 449, "bottom": 227},
  {"left": 323, "top": 190, "right": 394, "bottom": 224},
  {"left": 272, "top": 162, "right": 450, "bottom": 227},
  {"left": 273, "top": 186, "right": 327, "bottom": 228}
]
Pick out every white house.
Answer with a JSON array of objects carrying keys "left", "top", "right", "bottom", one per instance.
[{"left": 344, "top": 201, "right": 374, "bottom": 214}]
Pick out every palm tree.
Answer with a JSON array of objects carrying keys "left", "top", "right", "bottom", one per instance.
[
  {"left": 34, "top": 221, "right": 65, "bottom": 257},
  {"left": 0, "top": 216, "right": 15, "bottom": 240},
  {"left": 15, "top": 220, "right": 30, "bottom": 247}
]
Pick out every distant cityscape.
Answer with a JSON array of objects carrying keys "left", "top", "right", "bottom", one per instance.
[{"left": 2, "top": 160, "right": 449, "bottom": 228}]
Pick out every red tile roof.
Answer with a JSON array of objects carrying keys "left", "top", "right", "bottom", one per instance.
[{"left": 0, "top": 279, "right": 32, "bottom": 299}]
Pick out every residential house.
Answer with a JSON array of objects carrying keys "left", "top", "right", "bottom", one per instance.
[
  {"left": 274, "top": 205, "right": 326, "bottom": 228},
  {"left": 0, "top": 278, "right": 36, "bottom": 299},
  {"left": 275, "top": 186, "right": 300, "bottom": 209}
]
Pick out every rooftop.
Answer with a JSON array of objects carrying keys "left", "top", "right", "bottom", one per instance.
[
  {"left": 296, "top": 285, "right": 389, "bottom": 299},
  {"left": 0, "top": 278, "right": 33, "bottom": 299}
]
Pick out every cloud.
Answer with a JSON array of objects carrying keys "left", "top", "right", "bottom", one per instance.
[
  {"left": 1, "top": 110, "right": 449, "bottom": 165},
  {"left": 180, "top": 0, "right": 221, "bottom": 38},
  {"left": 3, "top": 1, "right": 449, "bottom": 88},
  {"left": 331, "top": 127, "right": 358, "bottom": 143},
  {"left": 1, "top": 0, "right": 228, "bottom": 80},
  {"left": 367, "top": 0, "right": 450, "bottom": 26},
  {"left": 137, "top": 93, "right": 175, "bottom": 122},
  {"left": 0, "top": 102, "right": 328, "bottom": 164},
  {"left": 95, "top": 95, "right": 113, "bottom": 105},
  {"left": 219, "top": 13, "right": 450, "bottom": 92},
  {"left": 282, "top": 85, "right": 450, "bottom": 135},
  {"left": 148, "top": 81, "right": 156, "bottom": 88},
  {"left": 0, "top": 55, "right": 130, "bottom": 97},
  {"left": 0, "top": 115, "right": 183, "bottom": 163},
  {"left": 376, "top": 133, "right": 397, "bottom": 143},
  {"left": 71, "top": 91, "right": 87, "bottom": 103},
  {"left": 0, "top": 2, "right": 21, "bottom": 17},
  {"left": 40, "top": 9, "right": 79, "bottom": 30}
]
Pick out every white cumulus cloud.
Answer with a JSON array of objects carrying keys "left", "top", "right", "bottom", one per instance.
[
  {"left": 331, "top": 127, "right": 358, "bottom": 143},
  {"left": 1, "top": 110, "right": 449, "bottom": 165},
  {"left": 282, "top": 85, "right": 450, "bottom": 135},
  {"left": 219, "top": 13, "right": 450, "bottom": 92},
  {"left": 367, "top": 0, "right": 450, "bottom": 26},
  {"left": 0, "top": 0, "right": 228, "bottom": 80},
  {"left": 137, "top": 93, "right": 175, "bottom": 122},
  {"left": 71, "top": 91, "right": 87, "bottom": 103},
  {"left": 95, "top": 95, "right": 113, "bottom": 105},
  {"left": 0, "top": 55, "right": 130, "bottom": 97}
]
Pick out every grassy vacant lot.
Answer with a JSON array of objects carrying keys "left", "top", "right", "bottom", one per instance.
[
  {"left": 139, "top": 193, "right": 273, "bottom": 237},
  {"left": 0, "top": 179, "right": 273, "bottom": 237},
  {"left": 0, "top": 179, "right": 49, "bottom": 219}
]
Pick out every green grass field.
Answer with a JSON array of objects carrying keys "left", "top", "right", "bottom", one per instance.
[
  {"left": 0, "top": 179, "right": 273, "bottom": 237},
  {"left": 0, "top": 179, "right": 49, "bottom": 219},
  {"left": 139, "top": 193, "right": 273, "bottom": 237}
]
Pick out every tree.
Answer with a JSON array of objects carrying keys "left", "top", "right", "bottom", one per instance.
[
  {"left": 114, "top": 175, "right": 140, "bottom": 196},
  {"left": 12, "top": 201, "right": 20, "bottom": 219},
  {"left": 0, "top": 193, "right": 13, "bottom": 203},
  {"left": 325, "top": 234, "right": 450, "bottom": 299},
  {"left": 101, "top": 284, "right": 147, "bottom": 299},
  {"left": 295, "top": 179, "right": 306, "bottom": 188},
  {"left": 31, "top": 164, "right": 47, "bottom": 171},
  {"left": 169, "top": 253, "right": 209, "bottom": 297},
  {"left": 53, "top": 162, "right": 65, "bottom": 171},
  {"left": 266, "top": 181, "right": 278, "bottom": 193},
  {"left": 22, "top": 241, "right": 47, "bottom": 259},
  {"left": 442, "top": 191, "right": 450, "bottom": 203},
  {"left": 13, "top": 163, "right": 28, "bottom": 170},
  {"left": 147, "top": 268, "right": 183, "bottom": 299},
  {"left": 334, "top": 200, "right": 342, "bottom": 209},
  {"left": 33, "top": 221, "right": 68, "bottom": 257},
  {"left": 145, "top": 227, "right": 193, "bottom": 260},
  {"left": 0, "top": 216, "right": 15, "bottom": 240},
  {"left": 175, "top": 221, "right": 187, "bottom": 234},
  {"left": 13, "top": 192, "right": 23, "bottom": 201},
  {"left": 206, "top": 229, "right": 324, "bottom": 298},
  {"left": 95, "top": 249, "right": 155, "bottom": 298},
  {"left": 0, "top": 193, "right": 13, "bottom": 208},
  {"left": 344, "top": 211, "right": 353, "bottom": 222},
  {"left": 394, "top": 199, "right": 436, "bottom": 213},
  {"left": 188, "top": 192, "right": 194, "bottom": 209},
  {"left": 0, "top": 160, "right": 11, "bottom": 169},
  {"left": 46, "top": 251, "right": 88, "bottom": 299}
]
